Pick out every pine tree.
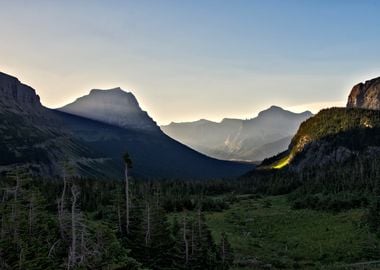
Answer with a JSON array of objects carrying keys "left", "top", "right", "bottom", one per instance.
[
  {"left": 190, "top": 209, "right": 218, "bottom": 270},
  {"left": 172, "top": 214, "right": 190, "bottom": 270},
  {"left": 128, "top": 198, "right": 175, "bottom": 270}
]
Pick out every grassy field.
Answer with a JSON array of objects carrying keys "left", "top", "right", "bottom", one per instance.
[{"left": 202, "top": 195, "right": 379, "bottom": 269}]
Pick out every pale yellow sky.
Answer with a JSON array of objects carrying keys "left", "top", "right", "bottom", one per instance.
[{"left": 0, "top": 64, "right": 364, "bottom": 125}]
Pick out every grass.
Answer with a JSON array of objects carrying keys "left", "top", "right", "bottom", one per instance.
[{"left": 202, "top": 195, "right": 378, "bottom": 269}]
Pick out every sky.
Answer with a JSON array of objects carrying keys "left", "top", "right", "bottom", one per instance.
[{"left": 1, "top": 0, "right": 380, "bottom": 125}]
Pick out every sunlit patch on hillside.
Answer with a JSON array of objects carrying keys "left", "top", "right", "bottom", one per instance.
[{"left": 272, "top": 155, "right": 291, "bottom": 169}]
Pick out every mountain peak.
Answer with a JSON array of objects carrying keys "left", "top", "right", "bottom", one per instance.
[
  {"left": 89, "top": 87, "right": 125, "bottom": 94},
  {"left": 59, "top": 88, "right": 159, "bottom": 131},
  {"left": 347, "top": 76, "right": 380, "bottom": 110},
  {"left": 258, "top": 106, "right": 285, "bottom": 116},
  {"left": 269, "top": 105, "right": 284, "bottom": 110}
]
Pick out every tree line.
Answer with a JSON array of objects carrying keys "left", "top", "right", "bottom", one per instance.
[{"left": 0, "top": 161, "right": 234, "bottom": 269}]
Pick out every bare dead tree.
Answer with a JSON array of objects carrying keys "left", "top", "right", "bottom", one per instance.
[
  {"left": 28, "top": 197, "right": 34, "bottom": 236},
  {"left": 221, "top": 233, "right": 226, "bottom": 265},
  {"left": 123, "top": 153, "right": 132, "bottom": 234},
  {"left": 191, "top": 223, "right": 195, "bottom": 256},
  {"left": 48, "top": 240, "right": 61, "bottom": 258},
  {"left": 58, "top": 161, "right": 72, "bottom": 240},
  {"left": 183, "top": 215, "right": 189, "bottom": 264},
  {"left": 145, "top": 202, "right": 151, "bottom": 246},
  {"left": 197, "top": 208, "right": 202, "bottom": 238},
  {"left": 68, "top": 184, "right": 80, "bottom": 269}
]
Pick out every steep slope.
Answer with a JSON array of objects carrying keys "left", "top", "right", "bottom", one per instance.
[
  {"left": 264, "top": 76, "right": 380, "bottom": 171},
  {"left": 161, "top": 106, "right": 312, "bottom": 162},
  {"left": 0, "top": 72, "right": 120, "bottom": 178},
  {"left": 347, "top": 77, "right": 380, "bottom": 110},
  {"left": 264, "top": 108, "right": 380, "bottom": 171},
  {"left": 57, "top": 88, "right": 253, "bottom": 179},
  {"left": 53, "top": 110, "right": 252, "bottom": 179}
]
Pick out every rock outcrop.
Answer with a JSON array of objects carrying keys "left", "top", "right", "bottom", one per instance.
[
  {"left": 0, "top": 72, "right": 42, "bottom": 112},
  {"left": 347, "top": 77, "right": 380, "bottom": 110}
]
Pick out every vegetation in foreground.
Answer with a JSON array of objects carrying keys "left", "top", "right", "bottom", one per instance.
[
  {"left": 205, "top": 195, "right": 379, "bottom": 269},
  {"left": 1, "top": 153, "right": 380, "bottom": 269}
]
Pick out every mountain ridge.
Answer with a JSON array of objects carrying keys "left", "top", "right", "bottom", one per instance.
[
  {"left": 265, "top": 76, "right": 380, "bottom": 171},
  {"left": 161, "top": 106, "right": 313, "bottom": 162},
  {"left": 0, "top": 71, "right": 253, "bottom": 179}
]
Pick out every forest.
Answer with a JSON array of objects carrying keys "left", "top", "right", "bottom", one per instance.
[{"left": 1, "top": 153, "right": 380, "bottom": 269}]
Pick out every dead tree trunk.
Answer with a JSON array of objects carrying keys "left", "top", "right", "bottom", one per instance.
[
  {"left": 58, "top": 177, "right": 67, "bottom": 239},
  {"left": 221, "top": 234, "right": 226, "bottom": 264},
  {"left": 68, "top": 185, "right": 80, "bottom": 269},
  {"left": 183, "top": 216, "right": 189, "bottom": 264},
  {"left": 28, "top": 198, "right": 33, "bottom": 236},
  {"left": 145, "top": 202, "right": 151, "bottom": 246},
  {"left": 125, "top": 166, "right": 129, "bottom": 234}
]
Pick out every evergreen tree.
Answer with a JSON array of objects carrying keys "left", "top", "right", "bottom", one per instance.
[{"left": 128, "top": 199, "right": 175, "bottom": 270}]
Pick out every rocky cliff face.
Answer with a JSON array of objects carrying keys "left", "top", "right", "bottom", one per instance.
[
  {"left": 0, "top": 72, "right": 42, "bottom": 112},
  {"left": 347, "top": 77, "right": 380, "bottom": 110},
  {"left": 59, "top": 88, "right": 159, "bottom": 131}
]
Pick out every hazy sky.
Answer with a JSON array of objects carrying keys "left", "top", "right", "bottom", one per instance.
[{"left": 1, "top": 0, "right": 380, "bottom": 124}]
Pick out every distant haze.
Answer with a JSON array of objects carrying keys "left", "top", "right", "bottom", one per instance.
[
  {"left": 161, "top": 106, "right": 313, "bottom": 162},
  {"left": 1, "top": 1, "right": 380, "bottom": 125}
]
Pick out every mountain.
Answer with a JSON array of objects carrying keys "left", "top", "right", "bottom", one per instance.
[
  {"left": 59, "top": 88, "right": 159, "bottom": 131},
  {"left": 263, "top": 108, "right": 380, "bottom": 171},
  {"left": 264, "top": 76, "right": 380, "bottom": 171},
  {"left": 0, "top": 72, "right": 119, "bottom": 178},
  {"left": 161, "top": 106, "right": 312, "bottom": 162},
  {"left": 0, "top": 71, "right": 252, "bottom": 179},
  {"left": 347, "top": 77, "right": 380, "bottom": 110}
]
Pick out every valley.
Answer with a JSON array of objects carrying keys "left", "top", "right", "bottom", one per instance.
[
  {"left": 1, "top": 72, "right": 380, "bottom": 270},
  {"left": 2, "top": 2, "right": 380, "bottom": 269}
]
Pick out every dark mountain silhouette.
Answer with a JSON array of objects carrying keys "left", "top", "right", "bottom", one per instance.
[
  {"left": 0, "top": 71, "right": 119, "bottom": 178},
  {"left": 0, "top": 71, "right": 253, "bottom": 179}
]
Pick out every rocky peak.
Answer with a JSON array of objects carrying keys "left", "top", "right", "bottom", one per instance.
[
  {"left": 59, "top": 87, "right": 159, "bottom": 131},
  {"left": 0, "top": 72, "right": 42, "bottom": 111},
  {"left": 347, "top": 77, "right": 380, "bottom": 110}
]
